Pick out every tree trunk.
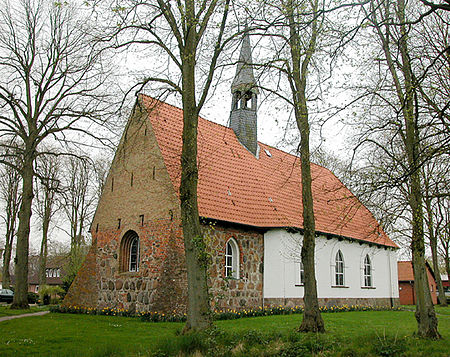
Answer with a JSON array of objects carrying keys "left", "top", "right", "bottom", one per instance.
[
  {"left": 424, "top": 194, "right": 447, "bottom": 306},
  {"left": 11, "top": 155, "right": 34, "bottom": 309},
  {"left": 396, "top": 0, "right": 440, "bottom": 336},
  {"left": 296, "top": 99, "right": 325, "bottom": 333},
  {"left": 445, "top": 251, "right": 450, "bottom": 283},
  {"left": 285, "top": 0, "right": 324, "bottom": 333},
  {"left": 179, "top": 0, "right": 212, "bottom": 332},
  {"left": 2, "top": 232, "right": 13, "bottom": 288},
  {"left": 39, "top": 206, "right": 50, "bottom": 288}
]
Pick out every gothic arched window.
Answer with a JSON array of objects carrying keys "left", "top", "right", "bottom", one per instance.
[
  {"left": 335, "top": 250, "right": 344, "bottom": 286},
  {"left": 120, "top": 230, "right": 140, "bottom": 272},
  {"left": 225, "top": 238, "right": 239, "bottom": 279},
  {"left": 363, "top": 254, "right": 372, "bottom": 287}
]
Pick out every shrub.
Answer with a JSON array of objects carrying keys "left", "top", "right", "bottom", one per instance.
[{"left": 27, "top": 292, "right": 39, "bottom": 304}]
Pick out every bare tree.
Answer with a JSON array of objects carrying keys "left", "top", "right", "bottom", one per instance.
[
  {"left": 254, "top": 0, "right": 326, "bottom": 333},
  {"left": 352, "top": 0, "right": 445, "bottom": 338},
  {"left": 60, "top": 156, "right": 97, "bottom": 255},
  {"left": 437, "top": 197, "right": 450, "bottom": 280},
  {"left": 105, "top": 0, "right": 237, "bottom": 331},
  {"left": 0, "top": 153, "right": 21, "bottom": 289},
  {"left": 34, "top": 153, "right": 60, "bottom": 288},
  {"left": 0, "top": 0, "right": 113, "bottom": 308}
]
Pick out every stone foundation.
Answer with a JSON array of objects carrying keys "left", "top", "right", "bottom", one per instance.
[{"left": 264, "top": 297, "right": 400, "bottom": 308}]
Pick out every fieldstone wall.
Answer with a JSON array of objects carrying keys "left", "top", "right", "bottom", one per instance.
[
  {"left": 94, "top": 217, "right": 187, "bottom": 314},
  {"left": 207, "top": 223, "right": 264, "bottom": 310},
  {"left": 264, "top": 297, "right": 400, "bottom": 308}
]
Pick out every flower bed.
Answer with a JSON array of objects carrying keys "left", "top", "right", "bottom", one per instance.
[{"left": 50, "top": 304, "right": 402, "bottom": 322}]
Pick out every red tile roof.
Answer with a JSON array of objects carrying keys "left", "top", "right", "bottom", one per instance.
[
  {"left": 398, "top": 261, "right": 415, "bottom": 281},
  {"left": 142, "top": 95, "right": 397, "bottom": 248},
  {"left": 398, "top": 261, "right": 436, "bottom": 281}
]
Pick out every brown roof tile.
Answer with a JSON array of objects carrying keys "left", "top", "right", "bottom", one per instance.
[{"left": 142, "top": 96, "right": 397, "bottom": 248}]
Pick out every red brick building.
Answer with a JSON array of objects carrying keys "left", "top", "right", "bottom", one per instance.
[
  {"left": 398, "top": 261, "right": 437, "bottom": 305},
  {"left": 64, "top": 34, "right": 399, "bottom": 313}
]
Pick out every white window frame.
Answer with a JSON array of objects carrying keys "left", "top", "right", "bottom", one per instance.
[
  {"left": 225, "top": 238, "right": 239, "bottom": 279},
  {"left": 335, "top": 250, "right": 345, "bottom": 286}
]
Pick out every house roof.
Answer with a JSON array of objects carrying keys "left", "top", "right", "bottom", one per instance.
[
  {"left": 141, "top": 95, "right": 397, "bottom": 248},
  {"left": 398, "top": 261, "right": 436, "bottom": 282}
]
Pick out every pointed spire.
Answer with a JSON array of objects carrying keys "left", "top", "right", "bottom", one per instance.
[
  {"left": 229, "top": 26, "right": 259, "bottom": 156},
  {"left": 231, "top": 28, "right": 258, "bottom": 94}
]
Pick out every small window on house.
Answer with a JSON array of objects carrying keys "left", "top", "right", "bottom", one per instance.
[
  {"left": 299, "top": 261, "right": 305, "bottom": 285},
  {"left": 335, "top": 250, "right": 344, "bottom": 286},
  {"left": 46, "top": 269, "right": 50, "bottom": 278},
  {"left": 119, "top": 230, "right": 140, "bottom": 273},
  {"left": 56, "top": 268, "right": 61, "bottom": 278},
  {"left": 225, "top": 238, "right": 239, "bottom": 279},
  {"left": 363, "top": 254, "right": 372, "bottom": 287}
]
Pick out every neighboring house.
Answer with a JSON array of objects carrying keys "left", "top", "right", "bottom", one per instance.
[
  {"left": 398, "top": 261, "right": 437, "bottom": 305},
  {"left": 12, "top": 255, "right": 67, "bottom": 293},
  {"left": 64, "top": 33, "right": 399, "bottom": 314},
  {"left": 441, "top": 274, "right": 449, "bottom": 289}
]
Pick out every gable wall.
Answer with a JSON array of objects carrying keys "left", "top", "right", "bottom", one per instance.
[
  {"left": 65, "top": 102, "right": 187, "bottom": 313},
  {"left": 264, "top": 229, "right": 399, "bottom": 307}
]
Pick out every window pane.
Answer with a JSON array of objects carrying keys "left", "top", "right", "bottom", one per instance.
[
  {"left": 226, "top": 242, "right": 232, "bottom": 255},
  {"left": 226, "top": 256, "right": 232, "bottom": 267}
]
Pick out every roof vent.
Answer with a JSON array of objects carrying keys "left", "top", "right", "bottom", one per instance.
[
  {"left": 268, "top": 197, "right": 273, "bottom": 202},
  {"left": 264, "top": 149, "right": 272, "bottom": 157},
  {"left": 227, "top": 190, "right": 232, "bottom": 196}
]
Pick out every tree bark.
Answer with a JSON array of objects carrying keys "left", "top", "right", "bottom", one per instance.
[
  {"left": 11, "top": 154, "right": 34, "bottom": 309},
  {"left": 179, "top": 0, "right": 212, "bottom": 332}
]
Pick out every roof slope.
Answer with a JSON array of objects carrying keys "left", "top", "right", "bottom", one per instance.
[
  {"left": 398, "top": 261, "right": 436, "bottom": 281},
  {"left": 141, "top": 95, "right": 397, "bottom": 248}
]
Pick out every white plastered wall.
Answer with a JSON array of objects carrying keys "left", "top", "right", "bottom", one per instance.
[{"left": 263, "top": 228, "right": 399, "bottom": 300}]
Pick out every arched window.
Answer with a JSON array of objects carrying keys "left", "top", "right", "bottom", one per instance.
[
  {"left": 120, "top": 230, "right": 140, "bottom": 272},
  {"left": 364, "top": 254, "right": 372, "bottom": 287},
  {"left": 225, "top": 238, "right": 239, "bottom": 279},
  {"left": 335, "top": 250, "right": 344, "bottom": 286}
]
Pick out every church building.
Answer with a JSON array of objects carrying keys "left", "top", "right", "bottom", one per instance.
[{"left": 64, "top": 33, "right": 399, "bottom": 313}]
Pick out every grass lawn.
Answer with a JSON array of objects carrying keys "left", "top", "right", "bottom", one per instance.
[
  {"left": 0, "top": 305, "right": 49, "bottom": 317},
  {"left": 0, "top": 308, "right": 449, "bottom": 356}
]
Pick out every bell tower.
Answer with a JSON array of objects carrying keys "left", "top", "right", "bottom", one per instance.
[{"left": 229, "top": 30, "right": 258, "bottom": 156}]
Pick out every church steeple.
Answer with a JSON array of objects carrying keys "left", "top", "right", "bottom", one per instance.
[{"left": 230, "top": 29, "right": 258, "bottom": 156}]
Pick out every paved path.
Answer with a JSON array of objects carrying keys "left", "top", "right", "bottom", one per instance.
[{"left": 0, "top": 311, "right": 49, "bottom": 322}]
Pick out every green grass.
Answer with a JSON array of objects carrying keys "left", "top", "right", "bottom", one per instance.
[
  {"left": 0, "top": 308, "right": 449, "bottom": 356},
  {"left": 0, "top": 305, "right": 49, "bottom": 317}
]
